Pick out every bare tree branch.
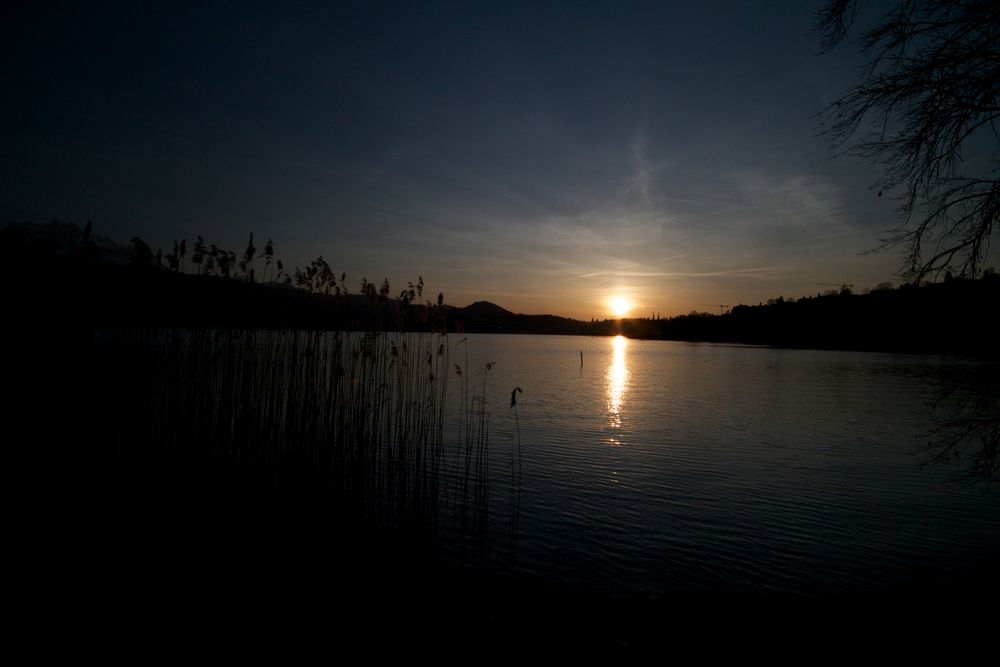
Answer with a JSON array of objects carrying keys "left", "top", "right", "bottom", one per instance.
[{"left": 817, "top": 0, "right": 1000, "bottom": 280}]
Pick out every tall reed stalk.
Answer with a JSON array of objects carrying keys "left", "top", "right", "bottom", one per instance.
[{"left": 73, "top": 326, "right": 515, "bottom": 565}]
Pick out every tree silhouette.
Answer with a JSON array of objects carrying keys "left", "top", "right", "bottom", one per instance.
[{"left": 817, "top": 0, "right": 999, "bottom": 280}]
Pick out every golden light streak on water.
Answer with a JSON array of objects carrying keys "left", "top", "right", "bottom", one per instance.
[{"left": 607, "top": 335, "right": 628, "bottom": 433}]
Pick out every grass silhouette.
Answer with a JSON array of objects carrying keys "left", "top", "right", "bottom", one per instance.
[{"left": 69, "top": 322, "right": 517, "bottom": 566}]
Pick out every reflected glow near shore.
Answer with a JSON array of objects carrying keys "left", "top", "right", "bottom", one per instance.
[{"left": 607, "top": 335, "right": 628, "bottom": 430}]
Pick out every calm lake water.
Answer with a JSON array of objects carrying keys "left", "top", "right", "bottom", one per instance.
[{"left": 446, "top": 334, "right": 999, "bottom": 596}]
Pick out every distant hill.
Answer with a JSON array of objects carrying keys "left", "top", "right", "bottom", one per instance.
[
  {"left": 451, "top": 301, "right": 515, "bottom": 331},
  {"left": 461, "top": 300, "right": 514, "bottom": 319},
  {"left": 448, "top": 301, "right": 592, "bottom": 335}
]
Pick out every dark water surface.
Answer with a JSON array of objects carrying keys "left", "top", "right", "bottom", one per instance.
[{"left": 448, "top": 334, "right": 999, "bottom": 596}]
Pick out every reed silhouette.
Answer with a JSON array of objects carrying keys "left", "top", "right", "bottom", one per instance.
[{"left": 1, "top": 222, "right": 526, "bottom": 600}]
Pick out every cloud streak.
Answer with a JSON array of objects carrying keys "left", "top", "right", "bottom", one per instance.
[{"left": 578, "top": 266, "right": 785, "bottom": 280}]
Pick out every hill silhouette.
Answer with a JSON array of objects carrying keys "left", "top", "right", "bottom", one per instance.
[{"left": 453, "top": 300, "right": 594, "bottom": 335}]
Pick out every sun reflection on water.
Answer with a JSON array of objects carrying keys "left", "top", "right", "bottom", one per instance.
[{"left": 607, "top": 335, "right": 629, "bottom": 432}]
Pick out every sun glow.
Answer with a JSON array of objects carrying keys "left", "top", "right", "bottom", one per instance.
[{"left": 610, "top": 296, "right": 631, "bottom": 318}]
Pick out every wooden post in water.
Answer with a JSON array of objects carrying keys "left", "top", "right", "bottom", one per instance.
[{"left": 580, "top": 350, "right": 583, "bottom": 367}]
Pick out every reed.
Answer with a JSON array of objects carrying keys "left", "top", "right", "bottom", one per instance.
[
  {"left": 70, "top": 324, "right": 519, "bottom": 566},
  {"left": 4, "top": 222, "right": 523, "bottom": 567},
  {"left": 442, "top": 336, "right": 494, "bottom": 563}
]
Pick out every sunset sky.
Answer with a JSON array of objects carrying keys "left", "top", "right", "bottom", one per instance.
[{"left": 3, "top": 1, "right": 948, "bottom": 318}]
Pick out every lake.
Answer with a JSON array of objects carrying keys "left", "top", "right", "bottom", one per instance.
[
  {"left": 444, "top": 333, "right": 999, "bottom": 596},
  {"left": 33, "top": 326, "right": 996, "bottom": 600}
]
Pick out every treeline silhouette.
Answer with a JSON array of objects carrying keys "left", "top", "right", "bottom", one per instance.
[
  {"left": 2, "top": 220, "right": 996, "bottom": 356},
  {"left": 616, "top": 278, "right": 999, "bottom": 356},
  {"left": 1, "top": 221, "right": 446, "bottom": 331}
]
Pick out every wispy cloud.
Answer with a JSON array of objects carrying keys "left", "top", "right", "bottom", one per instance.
[
  {"left": 627, "top": 124, "right": 652, "bottom": 204},
  {"left": 578, "top": 265, "right": 784, "bottom": 280}
]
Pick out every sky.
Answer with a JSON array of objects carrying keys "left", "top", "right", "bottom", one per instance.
[{"left": 1, "top": 0, "right": 949, "bottom": 319}]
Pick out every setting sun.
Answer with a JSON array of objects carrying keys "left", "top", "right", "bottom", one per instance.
[{"left": 610, "top": 296, "right": 631, "bottom": 318}]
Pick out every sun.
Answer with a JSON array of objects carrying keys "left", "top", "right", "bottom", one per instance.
[{"left": 610, "top": 296, "right": 631, "bottom": 318}]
